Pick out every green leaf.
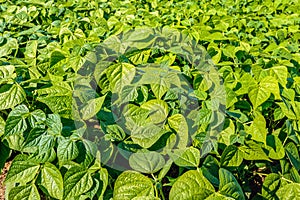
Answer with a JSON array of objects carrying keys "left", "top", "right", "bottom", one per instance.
[
  {"left": 40, "top": 162, "right": 63, "bottom": 199},
  {"left": 246, "top": 112, "right": 267, "bottom": 144},
  {"left": 219, "top": 168, "right": 245, "bottom": 200},
  {"left": 252, "top": 65, "right": 268, "bottom": 82},
  {"left": 285, "top": 142, "right": 300, "bottom": 171},
  {"left": 50, "top": 50, "right": 66, "bottom": 67},
  {"left": 57, "top": 138, "right": 79, "bottom": 165},
  {"left": 23, "top": 127, "right": 45, "bottom": 150},
  {"left": 248, "top": 75, "right": 280, "bottom": 109},
  {"left": 276, "top": 183, "right": 300, "bottom": 200},
  {"left": 123, "top": 104, "right": 150, "bottom": 127},
  {"left": 113, "top": 171, "right": 155, "bottom": 200},
  {"left": 129, "top": 151, "right": 165, "bottom": 174},
  {"left": 29, "top": 148, "right": 56, "bottom": 164},
  {"left": 219, "top": 119, "right": 235, "bottom": 146},
  {"left": 131, "top": 124, "right": 165, "bottom": 148},
  {"left": 203, "top": 32, "right": 231, "bottom": 41},
  {"left": 126, "top": 27, "right": 154, "bottom": 42},
  {"left": 128, "top": 49, "right": 151, "bottom": 65},
  {"left": 205, "top": 193, "right": 235, "bottom": 200},
  {"left": 132, "top": 197, "right": 160, "bottom": 200},
  {"left": 265, "top": 135, "right": 285, "bottom": 160},
  {"left": 76, "top": 139, "right": 97, "bottom": 168},
  {"left": 169, "top": 147, "right": 200, "bottom": 167},
  {"left": 269, "top": 66, "right": 288, "bottom": 87},
  {"left": 46, "top": 114, "right": 62, "bottom": 135},
  {"left": 168, "top": 114, "right": 189, "bottom": 148},
  {"left": 151, "top": 81, "right": 170, "bottom": 100},
  {"left": 0, "top": 65, "right": 15, "bottom": 84},
  {"left": 220, "top": 145, "right": 243, "bottom": 167},
  {"left": 119, "top": 85, "right": 139, "bottom": 103},
  {"left": 0, "top": 116, "right": 5, "bottom": 137},
  {"left": 4, "top": 134, "right": 25, "bottom": 151},
  {"left": 8, "top": 184, "right": 40, "bottom": 200},
  {"left": 0, "top": 38, "right": 18, "bottom": 58},
  {"left": 38, "top": 135, "right": 55, "bottom": 154},
  {"left": 28, "top": 109, "right": 46, "bottom": 128},
  {"left": 291, "top": 167, "right": 300, "bottom": 183},
  {"left": 260, "top": 76, "right": 280, "bottom": 100},
  {"left": 0, "top": 84, "right": 26, "bottom": 111},
  {"left": 105, "top": 124, "right": 126, "bottom": 142},
  {"left": 81, "top": 95, "right": 106, "bottom": 120},
  {"left": 25, "top": 40, "right": 38, "bottom": 64},
  {"left": 141, "top": 99, "right": 169, "bottom": 124},
  {"left": 37, "top": 82, "right": 74, "bottom": 119},
  {"left": 106, "top": 62, "right": 136, "bottom": 91},
  {"left": 63, "top": 166, "right": 93, "bottom": 200},
  {"left": 239, "top": 141, "right": 270, "bottom": 161},
  {"left": 236, "top": 73, "right": 257, "bottom": 96},
  {"left": 5, "top": 155, "right": 40, "bottom": 185},
  {"left": 225, "top": 87, "right": 238, "bottom": 108},
  {"left": 282, "top": 88, "right": 295, "bottom": 101},
  {"left": 158, "top": 159, "right": 173, "bottom": 181},
  {"left": 4, "top": 105, "right": 29, "bottom": 137},
  {"left": 248, "top": 85, "right": 270, "bottom": 110},
  {"left": 262, "top": 173, "right": 282, "bottom": 199},
  {"left": 169, "top": 170, "right": 215, "bottom": 200}
]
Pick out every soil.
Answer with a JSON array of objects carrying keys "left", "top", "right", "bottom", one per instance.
[
  {"left": 0, "top": 161, "right": 12, "bottom": 200},
  {"left": 162, "top": 164, "right": 180, "bottom": 199}
]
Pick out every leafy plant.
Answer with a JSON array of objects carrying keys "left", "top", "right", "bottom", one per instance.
[{"left": 0, "top": 0, "right": 299, "bottom": 199}]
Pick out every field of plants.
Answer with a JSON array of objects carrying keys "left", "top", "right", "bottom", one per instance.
[{"left": 0, "top": 0, "right": 300, "bottom": 199}]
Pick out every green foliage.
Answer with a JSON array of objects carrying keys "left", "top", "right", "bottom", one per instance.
[{"left": 0, "top": 0, "right": 299, "bottom": 199}]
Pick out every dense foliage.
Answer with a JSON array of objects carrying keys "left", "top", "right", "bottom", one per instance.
[{"left": 0, "top": 0, "right": 300, "bottom": 199}]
